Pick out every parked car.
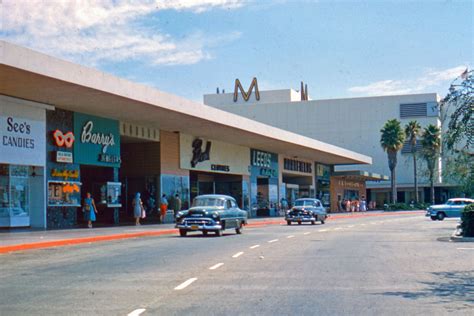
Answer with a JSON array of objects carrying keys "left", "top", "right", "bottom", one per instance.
[
  {"left": 285, "top": 198, "right": 327, "bottom": 225},
  {"left": 426, "top": 198, "right": 474, "bottom": 221},
  {"left": 175, "top": 194, "right": 248, "bottom": 237}
]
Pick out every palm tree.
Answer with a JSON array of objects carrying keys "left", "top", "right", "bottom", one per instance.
[
  {"left": 405, "top": 121, "right": 421, "bottom": 203},
  {"left": 421, "top": 124, "right": 441, "bottom": 204},
  {"left": 380, "top": 119, "right": 406, "bottom": 203}
]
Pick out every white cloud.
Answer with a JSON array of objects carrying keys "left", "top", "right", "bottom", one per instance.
[
  {"left": 0, "top": 0, "right": 246, "bottom": 66},
  {"left": 348, "top": 65, "right": 469, "bottom": 96}
]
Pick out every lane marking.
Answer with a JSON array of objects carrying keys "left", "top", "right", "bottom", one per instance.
[
  {"left": 334, "top": 227, "right": 342, "bottom": 231},
  {"left": 232, "top": 252, "right": 244, "bottom": 258},
  {"left": 209, "top": 263, "right": 224, "bottom": 270},
  {"left": 319, "top": 229, "right": 329, "bottom": 232},
  {"left": 268, "top": 239, "right": 279, "bottom": 243},
  {"left": 303, "top": 232, "right": 311, "bottom": 235},
  {"left": 347, "top": 225, "right": 355, "bottom": 228},
  {"left": 457, "top": 248, "right": 474, "bottom": 250},
  {"left": 128, "top": 309, "right": 146, "bottom": 316},
  {"left": 250, "top": 244, "right": 260, "bottom": 249},
  {"left": 175, "top": 278, "right": 198, "bottom": 290},
  {"left": 361, "top": 224, "right": 367, "bottom": 226},
  {"left": 287, "top": 235, "right": 295, "bottom": 239}
]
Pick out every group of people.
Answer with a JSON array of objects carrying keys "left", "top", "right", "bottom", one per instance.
[
  {"left": 132, "top": 193, "right": 182, "bottom": 225},
  {"left": 82, "top": 192, "right": 182, "bottom": 228},
  {"left": 338, "top": 197, "right": 367, "bottom": 212}
]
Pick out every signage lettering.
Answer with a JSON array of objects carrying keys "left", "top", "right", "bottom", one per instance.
[
  {"left": 234, "top": 77, "right": 260, "bottom": 102},
  {"left": 211, "top": 164, "right": 230, "bottom": 172},
  {"left": 51, "top": 168, "right": 79, "bottom": 179},
  {"left": 260, "top": 168, "right": 277, "bottom": 177},
  {"left": 56, "top": 151, "right": 73, "bottom": 163},
  {"left": 81, "top": 121, "right": 115, "bottom": 153},
  {"left": 284, "top": 158, "right": 312, "bottom": 173},
  {"left": 191, "top": 138, "right": 211, "bottom": 167},
  {"left": 338, "top": 180, "right": 361, "bottom": 188},
  {"left": 3, "top": 135, "right": 35, "bottom": 149},
  {"left": 99, "top": 153, "right": 121, "bottom": 164},
  {"left": 252, "top": 150, "right": 271, "bottom": 168},
  {"left": 53, "top": 130, "right": 75, "bottom": 148},
  {"left": 2, "top": 117, "right": 35, "bottom": 149},
  {"left": 7, "top": 117, "right": 31, "bottom": 134}
]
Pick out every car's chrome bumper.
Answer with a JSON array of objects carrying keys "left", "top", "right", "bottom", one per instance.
[
  {"left": 176, "top": 223, "right": 222, "bottom": 231},
  {"left": 285, "top": 216, "right": 316, "bottom": 222}
]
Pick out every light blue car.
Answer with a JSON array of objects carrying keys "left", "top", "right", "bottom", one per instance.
[{"left": 426, "top": 198, "right": 474, "bottom": 221}]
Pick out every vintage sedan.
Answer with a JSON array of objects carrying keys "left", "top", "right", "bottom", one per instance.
[
  {"left": 175, "top": 194, "right": 248, "bottom": 237},
  {"left": 426, "top": 198, "right": 474, "bottom": 221},
  {"left": 285, "top": 198, "right": 327, "bottom": 225}
]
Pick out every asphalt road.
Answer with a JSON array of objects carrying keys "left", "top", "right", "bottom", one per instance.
[{"left": 1, "top": 213, "right": 473, "bottom": 316}]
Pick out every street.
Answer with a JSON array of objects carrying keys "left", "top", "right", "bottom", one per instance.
[{"left": 1, "top": 212, "right": 473, "bottom": 315}]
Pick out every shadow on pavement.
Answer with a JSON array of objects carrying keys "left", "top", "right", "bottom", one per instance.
[{"left": 378, "top": 270, "right": 474, "bottom": 307}]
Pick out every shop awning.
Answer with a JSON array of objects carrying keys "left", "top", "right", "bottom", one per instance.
[
  {"left": 331, "top": 170, "right": 389, "bottom": 181},
  {"left": 0, "top": 41, "right": 371, "bottom": 165}
]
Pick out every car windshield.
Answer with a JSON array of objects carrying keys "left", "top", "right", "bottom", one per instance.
[
  {"left": 192, "top": 198, "right": 225, "bottom": 207},
  {"left": 294, "top": 200, "right": 315, "bottom": 207}
]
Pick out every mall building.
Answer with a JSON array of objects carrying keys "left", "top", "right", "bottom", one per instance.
[
  {"left": 204, "top": 80, "right": 454, "bottom": 207},
  {"left": 0, "top": 41, "right": 372, "bottom": 229}
]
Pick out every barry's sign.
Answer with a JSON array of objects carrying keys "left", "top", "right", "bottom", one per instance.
[{"left": 73, "top": 113, "right": 121, "bottom": 167}]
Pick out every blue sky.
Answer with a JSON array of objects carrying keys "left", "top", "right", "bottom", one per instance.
[{"left": 2, "top": 0, "right": 472, "bottom": 102}]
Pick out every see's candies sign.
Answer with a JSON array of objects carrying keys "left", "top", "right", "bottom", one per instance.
[{"left": 0, "top": 101, "right": 46, "bottom": 166}]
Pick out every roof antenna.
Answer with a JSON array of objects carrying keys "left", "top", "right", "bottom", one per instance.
[{"left": 216, "top": 87, "right": 220, "bottom": 94}]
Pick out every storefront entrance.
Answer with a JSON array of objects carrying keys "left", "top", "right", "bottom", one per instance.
[
  {"left": 190, "top": 171, "right": 243, "bottom": 208},
  {"left": 80, "top": 165, "right": 120, "bottom": 225}
]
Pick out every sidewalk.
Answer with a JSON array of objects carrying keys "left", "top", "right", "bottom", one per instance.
[{"left": 0, "top": 210, "right": 423, "bottom": 254}]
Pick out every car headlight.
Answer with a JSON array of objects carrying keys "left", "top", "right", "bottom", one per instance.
[{"left": 212, "top": 212, "right": 219, "bottom": 218}]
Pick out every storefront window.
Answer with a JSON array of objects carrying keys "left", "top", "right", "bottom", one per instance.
[
  {"left": 107, "top": 182, "right": 122, "bottom": 207},
  {"left": 92, "top": 182, "right": 122, "bottom": 207},
  {"left": 48, "top": 181, "right": 81, "bottom": 207},
  {"left": 161, "top": 175, "right": 190, "bottom": 210},
  {"left": 0, "top": 164, "right": 30, "bottom": 219}
]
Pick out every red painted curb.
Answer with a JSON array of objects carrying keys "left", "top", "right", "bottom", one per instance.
[
  {"left": 0, "top": 211, "right": 423, "bottom": 254},
  {"left": 0, "top": 229, "right": 177, "bottom": 254}
]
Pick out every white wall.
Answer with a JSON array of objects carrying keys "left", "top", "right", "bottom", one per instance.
[{"left": 205, "top": 92, "right": 441, "bottom": 189}]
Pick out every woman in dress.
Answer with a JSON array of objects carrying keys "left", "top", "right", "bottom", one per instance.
[
  {"left": 83, "top": 192, "right": 98, "bottom": 228},
  {"left": 132, "top": 192, "right": 144, "bottom": 226}
]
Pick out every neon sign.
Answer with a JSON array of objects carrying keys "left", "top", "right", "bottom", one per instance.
[{"left": 53, "top": 130, "right": 75, "bottom": 148}]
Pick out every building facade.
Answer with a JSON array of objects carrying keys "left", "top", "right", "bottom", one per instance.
[
  {"left": 204, "top": 85, "right": 452, "bottom": 206},
  {"left": 0, "top": 41, "right": 372, "bottom": 228}
]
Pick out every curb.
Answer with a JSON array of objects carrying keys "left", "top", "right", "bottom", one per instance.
[
  {"left": 0, "top": 211, "right": 423, "bottom": 254},
  {"left": 450, "top": 229, "right": 474, "bottom": 242}
]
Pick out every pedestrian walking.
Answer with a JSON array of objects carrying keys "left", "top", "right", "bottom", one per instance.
[
  {"left": 345, "top": 199, "right": 351, "bottom": 213},
  {"left": 173, "top": 194, "right": 182, "bottom": 219},
  {"left": 160, "top": 194, "right": 168, "bottom": 223},
  {"left": 337, "top": 196, "right": 342, "bottom": 212},
  {"left": 360, "top": 198, "right": 367, "bottom": 212},
  {"left": 132, "top": 192, "right": 145, "bottom": 226},
  {"left": 83, "top": 192, "right": 98, "bottom": 228}
]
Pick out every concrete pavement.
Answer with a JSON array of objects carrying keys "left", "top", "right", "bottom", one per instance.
[
  {"left": 1, "top": 212, "right": 472, "bottom": 315},
  {"left": 0, "top": 211, "right": 422, "bottom": 253}
]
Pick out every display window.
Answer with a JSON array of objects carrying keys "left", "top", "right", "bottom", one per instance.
[
  {"left": 0, "top": 164, "right": 30, "bottom": 219},
  {"left": 48, "top": 181, "right": 81, "bottom": 207},
  {"left": 92, "top": 182, "right": 122, "bottom": 207}
]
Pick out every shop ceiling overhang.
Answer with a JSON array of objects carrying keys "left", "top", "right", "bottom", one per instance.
[
  {"left": 331, "top": 170, "right": 389, "bottom": 181},
  {"left": 0, "top": 41, "right": 371, "bottom": 166}
]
